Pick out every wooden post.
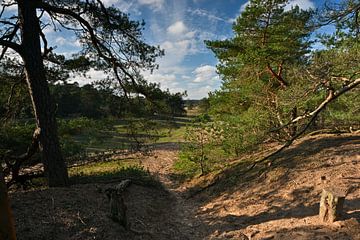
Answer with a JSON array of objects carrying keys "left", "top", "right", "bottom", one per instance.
[
  {"left": 319, "top": 188, "right": 345, "bottom": 223},
  {"left": 105, "top": 180, "right": 131, "bottom": 229},
  {"left": 0, "top": 170, "right": 17, "bottom": 240}
]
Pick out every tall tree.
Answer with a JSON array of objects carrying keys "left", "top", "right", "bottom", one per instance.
[
  {"left": 205, "top": 0, "right": 314, "bottom": 150},
  {"left": 0, "top": 0, "right": 163, "bottom": 186}
]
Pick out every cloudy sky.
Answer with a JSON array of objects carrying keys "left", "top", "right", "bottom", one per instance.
[{"left": 48, "top": 0, "right": 326, "bottom": 99}]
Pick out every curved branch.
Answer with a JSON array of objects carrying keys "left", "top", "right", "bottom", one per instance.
[
  {"left": 291, "top": 78, "right": 360, "bottom": 123},
  {"left": 38, "top": 1, "right": 157, "bottom": 99},
  {"left": 38, "top": 2, "right": 114, "bottom": 62},
  {"left": 3, "top": 128, "right": 40, "bottom": 187},
  {"left": 267, "top": 63, "right": 288, "bottom": 88},
  {"left": 271, "top": 78, "right": 360, "bottom": 132},
  {"left": 247, "top": 77, "right": 360, "bottom": 172},
  {"left": 0, "top": 39, "right": 22, "bottom": 55},
  {"left": 0, "top": 23, "right": 20, "bottom": 60}
]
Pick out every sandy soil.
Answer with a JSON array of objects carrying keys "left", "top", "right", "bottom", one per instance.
[{"left": 10, "top": 133, "right": 360, "bottom": 240}]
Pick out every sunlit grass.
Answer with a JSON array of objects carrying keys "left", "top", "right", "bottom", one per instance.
[
  {"left": 69, "top": 159, "right": 135, "bottom": 177},
  {"left": 68, "top": 159, "right": 161, "bottom": 187}
]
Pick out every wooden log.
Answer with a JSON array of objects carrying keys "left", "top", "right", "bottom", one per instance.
[
  {"left": 319, "top": 188, "right": 345, "bottom": 223},
  {"left": 105, "top": 179, "right": 132, "bottom": 228}
]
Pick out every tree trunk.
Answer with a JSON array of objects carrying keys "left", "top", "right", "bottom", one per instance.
[
  {"left": 18, "top": 0, "right": 69, "bottom": 187},
  {"left": 290, "top": 106, "right": 298, "bottom": 137},
  {"left": 0, "top": 170, "right": 17, "bottom": 240}
]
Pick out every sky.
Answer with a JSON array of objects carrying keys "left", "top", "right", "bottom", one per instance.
[{"left": 43, "top": 0, "right": 327, "bottom": 99}]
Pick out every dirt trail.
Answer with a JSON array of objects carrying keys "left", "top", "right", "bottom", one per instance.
[
  {"left": 10, "top": 133, "right": 360, "bottom": 240},
  {"left": 141, "top": 134, "right": 360, "bottom": 240},
  {"left": 140, "top": 143, "right": 208, "bottom": 239}
]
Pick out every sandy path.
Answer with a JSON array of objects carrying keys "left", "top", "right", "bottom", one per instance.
[
  {"left": 141, "top": 135, "right": 360, "bottom": 240},
  {"left": 140, "top": 143, "right": 208, "bottom": 239}
]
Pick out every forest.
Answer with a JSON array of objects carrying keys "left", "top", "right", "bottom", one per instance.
[{"left": 0, "top": 0, "right": 359, "bottom": 239}]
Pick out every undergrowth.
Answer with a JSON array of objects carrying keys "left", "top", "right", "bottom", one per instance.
[{"left": 69, "top": 159, "right": 161, "bottom": 188}]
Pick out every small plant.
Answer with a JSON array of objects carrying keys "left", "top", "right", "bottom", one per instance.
[
  {"left": 180, "top": 115, "right": 223, "bottom": 176},
  {"left": 125, "top": 118, "right": 164, "bottom": 154}
]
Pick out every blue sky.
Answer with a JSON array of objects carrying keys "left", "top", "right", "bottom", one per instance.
[{"left": 43, "top": 0, "right": 328, "bottom": 99}]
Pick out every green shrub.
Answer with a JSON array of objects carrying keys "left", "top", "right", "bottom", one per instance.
[{"left": 178, "top": 115, "right": 223, "bottom": 176}]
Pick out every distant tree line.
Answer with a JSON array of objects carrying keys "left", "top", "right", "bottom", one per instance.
[
  {"left": 51, "top": 82, "right": 186, "bottom": 118},
  {"left": 0, "top": 80, "right": 186, "bottom": 120}
]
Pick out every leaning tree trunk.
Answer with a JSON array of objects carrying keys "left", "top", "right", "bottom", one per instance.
[
  {"left": 18, "top": 0, "right": 69, "bottom": 187},
  {"left": 0, "top": 170, "right": 17, "bottom": 240}
]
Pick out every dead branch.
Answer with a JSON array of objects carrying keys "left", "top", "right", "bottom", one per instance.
[
  {"left": 247, "top": 77, "right": 360, "bottom": 171},
  {"left": 271, "top": 78, "right": 360, "bottom": 132},
  {"left": 3, "top": 128, "right": 40, "bottom": 187}
]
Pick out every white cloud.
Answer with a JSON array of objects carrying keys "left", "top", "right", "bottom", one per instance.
[
  {"left": 55, "top": 36, "right": 81, "bottom": 48},
  {"left": 55, "top": 37, "right": 67, "bottom": 46},
  {"left": 240, "top": 1, "right": 250, "bottom": 12},
  {"left": 285, "top": 0, "right": 315, "bottom": 11},
  {"left": 193, "top": 65, "right": 219, "bottom": 83},
  {"left": 101, "top": 0, "right": 119, "bottom": 6},
  {"left": 191, "top": 85, "right": 214, "bottom": 99},
  {"left": 188, "top": 9, "right": 227, "bottom": 22},
  {"left": 138, "top": 0, "right": 164, "bottom": 10},
  {"left": 69, "top": 68, "right": 106, "bottom": 85},
  {"left": 157, "top": 21, "right": 200, "bottom": 69},
  {"left": 167, "top": 21, "right": 188, "bottom": 36},
  {"left": 143, "top": 72, "right": 177, "bottom": 84},
  {"left": 101, "top": 0, "right": 140, "bottom": 14}
]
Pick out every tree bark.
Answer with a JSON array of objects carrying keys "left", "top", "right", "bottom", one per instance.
[
  {"left": 18, "top": 0, "right": 69, "bottom": 187},
  {"left": 0, "top": 170, "right": 17, "bottom": 240},
  {"left": 106, "top": 180, "right": 132, "bottom": 229},
  {"left": 319, "top": 188, "right": 345, "bottom": 223}
]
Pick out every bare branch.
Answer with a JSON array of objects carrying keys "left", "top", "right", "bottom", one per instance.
[
  {"left": 271, "top": 78, "right": 360, "bottom": 132},
  {"left": 247, "top": 77, "right": 360, "bottom": 171},
  {"left": 291, "top": 78, "right": 360, "bottom": 124},
  {"left": 38, "top": 1, "right": 155, "bottom": 98},
  {"left": 0, "top": 23, "right": 20, "bottom": 60},
  {"left": 3, "top": 128, "right": 41, "bottom": 187},
  {"left": 0, "top": 39, "right": 21, "bottom": 55},
  {"left": 266, "top": 63, "right": 288, "bottom": 88}
]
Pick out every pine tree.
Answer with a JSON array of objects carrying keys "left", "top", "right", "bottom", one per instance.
[{"left": 0, "top": 0, "right": 163, "bottom": 186}]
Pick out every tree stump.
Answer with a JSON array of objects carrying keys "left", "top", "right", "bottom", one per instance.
[
  {"left": 319, "top": 188, "right": 345, "bottom": 223},
  {"left": 105, "top": 179, "right": 132, "bottom": 228}
]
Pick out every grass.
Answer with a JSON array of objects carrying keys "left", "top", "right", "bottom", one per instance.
[
  {"left": 66, "top": 116, "right": 191, "bottom": 154},
  {"left": 58, "top": 115, "right": 192, "bottom": 186},
  {"left": 69, "top": 158, "right": 160, "bottom": 187}
]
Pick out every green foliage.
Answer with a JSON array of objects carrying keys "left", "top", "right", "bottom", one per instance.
[
  {"left": 0, "top": 122, "right": 35, "bottom": 156},
  {"left": 174, "top": 153, "right": 199, "bottom": 177},
  {"left": 218, "top": 108, "right": 269, "bottom": 156},
  {"left": 58, "top": 117, "right": 117, "bottom": 157},
  {"left": 70, "top": 162, "right": 159, "bottom": 187},
  {"left": 205, "top": 0, "right": 315, "bottom": 152},
  {"left": 50, "top": 81, "right": 186, "bottom": 119},
  {"left": 200, "top": 0, "right": 359, "bottom": 163},
  {"left": 125, "top": 118, "right": 160, "bottom": 152},
  {"left": 60, "top": 135, "right": 85, "bottom": 158},
  {"left": 206, "top": 0, "right": 313, "bottom": 84},
  {"left": 179, "top": 115, "right": 224, "bottom": 175}
]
